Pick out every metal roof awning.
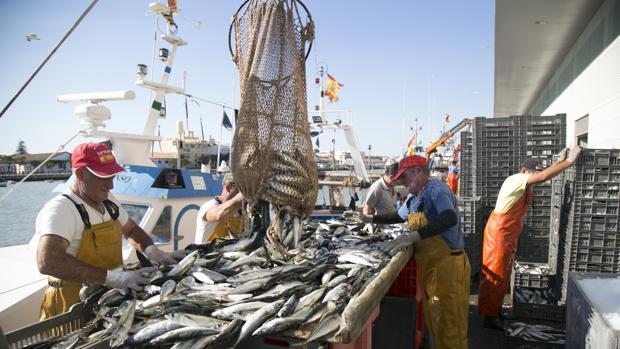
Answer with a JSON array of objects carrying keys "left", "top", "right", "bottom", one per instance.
[{"left": 493, "top": 0, "right": 604, "bottom": 117}]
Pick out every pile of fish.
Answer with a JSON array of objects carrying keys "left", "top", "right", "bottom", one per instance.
[
  {"left": 514, "top": 287, "right": 557, "bottom": 305},
  {"left": 43, "top": 217, "right": 408, "bottom": 348},
  {"left": 514, "top": 262, "right": 551, "bottom": 275},
  {"left": 505, "top": 321, "right": 565, "bottom": 345}
]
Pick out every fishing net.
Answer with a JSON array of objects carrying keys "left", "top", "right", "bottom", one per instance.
[{"left": 231, "top": 0, "right": 317, "bottom": 221}]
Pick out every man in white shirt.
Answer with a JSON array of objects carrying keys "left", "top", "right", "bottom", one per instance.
[
  {"left": 362, "top": 159, "right": 399, "bottom": 216},
  {"left": 34, "top": 142, "right": 176, "bottom": 319},
  {"left": 195, "top": 173, "right": 244, "bottom": 243}
]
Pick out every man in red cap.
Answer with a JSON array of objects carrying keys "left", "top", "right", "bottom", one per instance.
[
  {"left": 359, "top": 154, "right": 470, "bottom": 349},
  {"left": 34, "top": 142, "right": 177, "bottom": 319},
  {"left": 478, "top": 145, "right": 582, "bottom": 330}
]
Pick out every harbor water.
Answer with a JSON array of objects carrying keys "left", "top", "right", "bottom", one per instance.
[
  {"left": 0, "top": 181, "right": 59, "bottom": 247},
  {"left": 0, "top": 181, "right": 367, "bottom": 248}
]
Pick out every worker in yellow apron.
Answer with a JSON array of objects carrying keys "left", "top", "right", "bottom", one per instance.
[
  {"left": 360, "top": 155, "right": 470, "bottom": 349},
  {"left": 35, "top": 142, "right": 177, "bottom": 319},
  {"left": 195, "top": 172, "right": 244, "bottom": 243}
]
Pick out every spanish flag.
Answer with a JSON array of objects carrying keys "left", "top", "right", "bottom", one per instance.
[
  {"left": 325, "top": 74, "right": 343, "bottom": 103},
  {"left": 404, "top": 133, "right": 417, "bottom": 156}
]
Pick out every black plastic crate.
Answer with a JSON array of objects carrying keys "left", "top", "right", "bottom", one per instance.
[{"left": 513, "top": 300, "right": 565, "bottom": 323}]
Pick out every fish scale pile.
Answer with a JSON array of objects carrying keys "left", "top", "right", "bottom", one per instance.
[{"left": 46, "top": 217, "right": 407, "bottom": 349}]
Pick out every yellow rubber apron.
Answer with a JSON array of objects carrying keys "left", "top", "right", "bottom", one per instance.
[
  {"left": 414, "top": 235, "right": 471, "bottom": 349},
  {"left": 40, "top": 202, "right": 122, "bottom": 319},
  {"left": 207, "top": 216, "right": 243, "bottom": 242}
]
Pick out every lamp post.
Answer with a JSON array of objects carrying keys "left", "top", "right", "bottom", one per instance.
[{"left": 368, "top": 145, "right": 372, "bottom": 170}]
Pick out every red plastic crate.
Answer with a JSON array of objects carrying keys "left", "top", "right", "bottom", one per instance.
[{"left": 385, "top": 259, "right": 417, "bottom": 298}]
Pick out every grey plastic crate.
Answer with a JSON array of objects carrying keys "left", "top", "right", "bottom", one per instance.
[{"left": 4, "top": 302, "right": 107, "bottom": 349}]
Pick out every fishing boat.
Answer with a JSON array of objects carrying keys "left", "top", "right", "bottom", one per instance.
[{"left": 0, "top": 2, "right": 225, "bottom": 332}]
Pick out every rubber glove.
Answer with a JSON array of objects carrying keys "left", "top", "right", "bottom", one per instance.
[
  {"left": 407, "top": 212, "right": 428, "bottom": 231},
  {"left": 343, "top": 210, "right": 372, "bottom": 224},
  {"left": 145, "top": 245, "right": 177, "bottom": 265},
  {"left": 557, "top": 147, "right": 569, "bottom": 162},
  {"left": 388, "top": 231, "right": 421, "bottom": 256},
  {"left": 105, "top": 268, "right": 153, "bottom": 291},
  {"left": 567, "top": 145, "right": 583, "bottom": 164}
]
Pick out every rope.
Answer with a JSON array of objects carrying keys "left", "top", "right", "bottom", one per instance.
[
  {"left": 0, "top": 130, "right": 83, "bottom": 204},
  {"left": 0, "top": 0, "right": 99, "bottom": 120},
  {"left": 177, "top": 92, "right": 235, "bottom": 110}
]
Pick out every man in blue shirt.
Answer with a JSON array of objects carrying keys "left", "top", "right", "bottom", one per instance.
[{"left": 360, "top": 155, "right": 470, "bottom": 349}]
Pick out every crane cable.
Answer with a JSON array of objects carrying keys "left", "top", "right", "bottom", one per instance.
[{"left": 0, "top": 0, "right": 99, "bottom": 120}]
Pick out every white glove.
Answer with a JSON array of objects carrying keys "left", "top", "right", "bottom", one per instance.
[
  {"left": 567, "top": 145, "right": 583, "bottom": 164},
  {"left": 145, "top": 245, "right": 176, "bottom": 265},
  {"left": 105, "top": 268, "right": 153, "bottom": 291},
  {"left": 558, "top": 147, "right": 569, "bottom": 162}
]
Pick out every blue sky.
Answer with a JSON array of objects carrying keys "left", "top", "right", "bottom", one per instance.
[{"left": 0, "top": 0, "right": 494, "bottom": 158}]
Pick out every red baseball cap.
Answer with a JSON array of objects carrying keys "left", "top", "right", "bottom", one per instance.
[
  {"left": 71, "top": 142, "right": 124, "bottom": 178},
  {"left": 393, "top": 155, "right": 428, "bottom": 180}
]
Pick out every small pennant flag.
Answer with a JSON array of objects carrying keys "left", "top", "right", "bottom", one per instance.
[
  {"left": 445, "top": 114, "right": 450, "bottom": 124},
  {"left": 222, "top": 110, "right": 233, "bottom": 130}
]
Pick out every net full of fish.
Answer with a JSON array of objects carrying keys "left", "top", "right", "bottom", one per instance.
[{"left": 43, "top": 216, "right": 408, "bottom": 348}]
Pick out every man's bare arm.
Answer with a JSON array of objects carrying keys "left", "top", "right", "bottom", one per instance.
[
  {"left": 121, "top": 219, "right": 154, "bottom": 252},
  {"left": 362, "top": 205, "right": 375, "bottom": 215},
  {"left": 206, "top": 193, "right": 243, "bottom": 222},
  {"left": 37, "top": 235, "right": 107, "bottom": 284}
]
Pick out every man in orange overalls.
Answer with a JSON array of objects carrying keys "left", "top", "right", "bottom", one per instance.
[
  {"left": 478, "top": 145, "right": 582, "bottom": 330},
  {"left": 447, "top": 160, "right": 459, "bottom": 194},
  {"left": 34, "top": 142, "right": 177, "bottom": 319}
]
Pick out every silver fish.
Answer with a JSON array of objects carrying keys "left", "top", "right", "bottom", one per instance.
[
  {"left": 165, "top": 312, "right": 228, "bottom": 328},
  {"left": 253, "top": 281, "right": 305, "bottom": 301},
  {"left": 211, "top": 301, "right": 268, "bottom": 320},
  {"left": 226, "top": 255, "right": 267, "bottom": 270},
  {"left": 129, "top": 320, "right": 184, "bottom": 345},
  {"left": 160, "top": 279, "right": 177, "bottom": 300},
  {"left": 307, "top": 313, "right": 341, "bottom": 342},
  {"left": 277, "top": 294, "right": 299, "bottom": 317},
  {"left": 190, "top": 319, "right": 243, "bottom": 349},
  {"left": 295, "top": 287, "right": 326, "bottom": 311},
  {"left": 325, "top": 275, "right": 348, "bottom": 289},
  {"left": 149, "top": 326, "right": 220, "bottom": 346},
  {"left": 253, "top": 317, "right": 303, "bottom": 337},
  {"left": 167, "top": 250, "right": 199, "bottom": 277},
  {"left": 109, "top": 298, "right": 136, "bottom": 347},
  {"left": 235, "top": 299, "right": 286, "bottom": 347}
]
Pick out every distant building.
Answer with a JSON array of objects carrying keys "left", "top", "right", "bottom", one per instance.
[
  {"left": 158, "top": 128, "right": 229, "bottom": 170},
  {"left": 10, "top": 152, "right": 71, "bottom": 174},
  {"left": 0, "top": 157, "right": 13, "bottom": 174}
]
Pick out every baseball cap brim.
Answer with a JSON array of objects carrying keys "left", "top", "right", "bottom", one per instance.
[
  {"left": 86, "top": 164, "right": 125, "bottom": 178},
  {"left": 393, "top": 167, "right": 408, "bottom": 181}
]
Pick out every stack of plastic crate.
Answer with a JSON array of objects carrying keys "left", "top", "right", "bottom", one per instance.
[
  {"left": 458, "top": 196, "right": 485, "bottom": 291},
  {"left": 459, "top": 131, "right": 473, "bottom": 197},
  {"left": 517, "top": 115, "right": 567, "bottom": 263},
  {"left": 470, "top": 114, "right": 566, "bottom": 263},
  {"left": 552, "top": 149, "right": 620, "bottom": 303}
]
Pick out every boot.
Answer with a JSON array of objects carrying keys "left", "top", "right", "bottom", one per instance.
[{"left": 483, "top": 315, "right": 505, "bottom": 331}]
